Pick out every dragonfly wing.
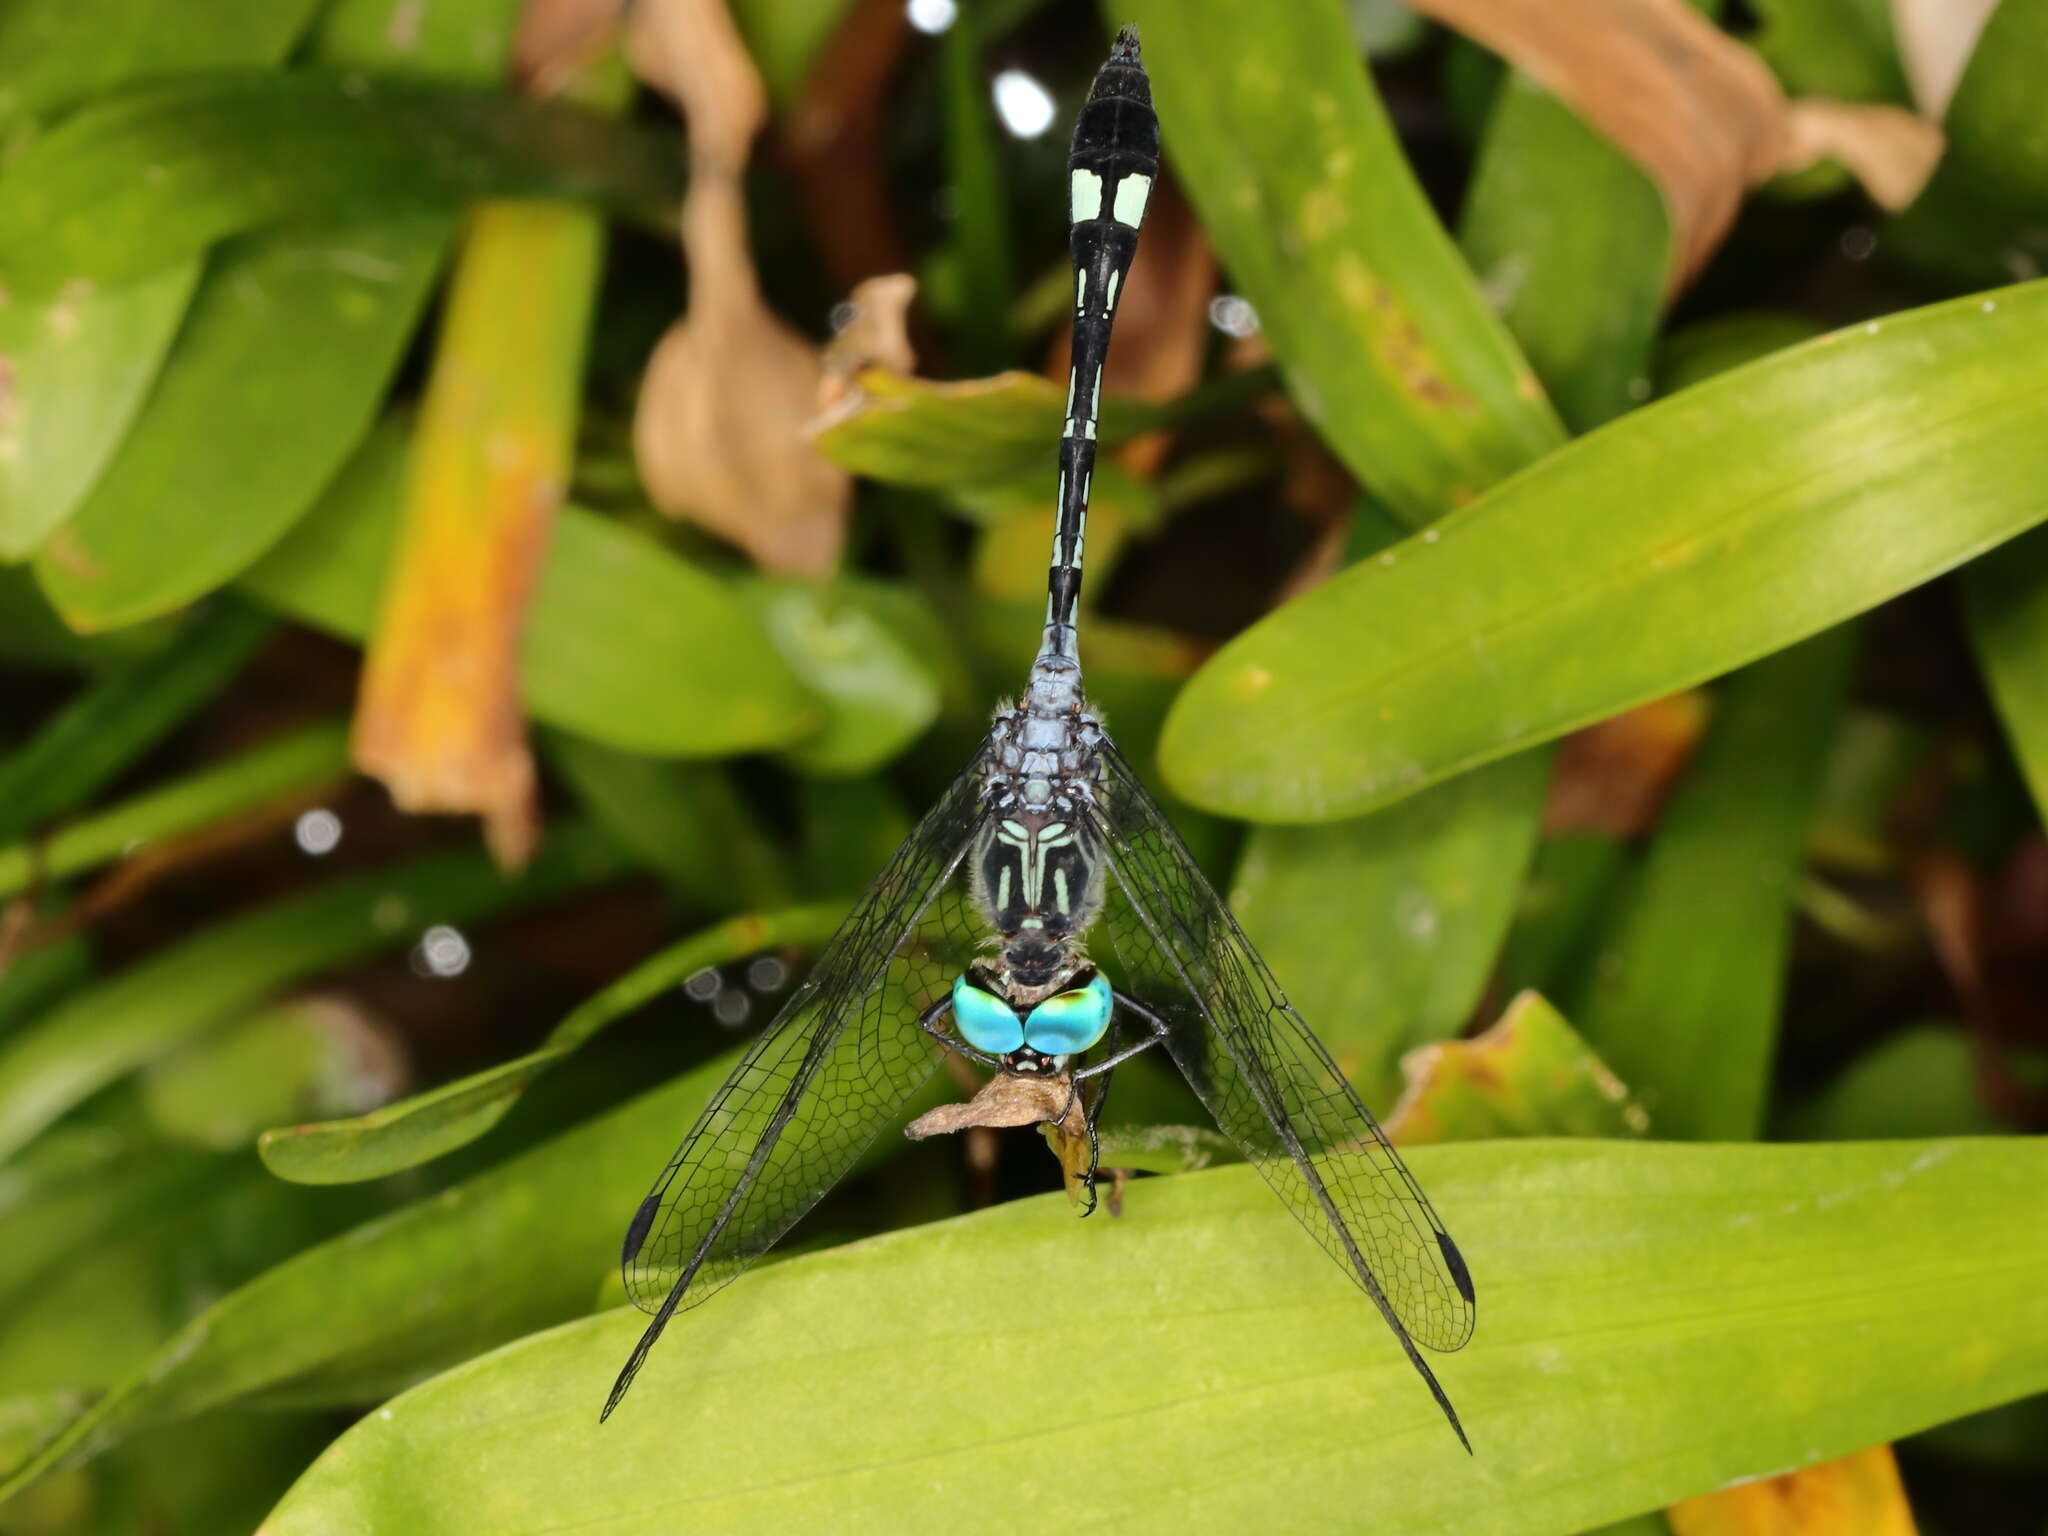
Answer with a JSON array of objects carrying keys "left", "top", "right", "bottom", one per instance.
[
  {"left": 605, "top": 742, "right": 993, "bottom": 1419},
  {"left": 1088, "top": 739, "right": 1477, "bottom": 1442}
]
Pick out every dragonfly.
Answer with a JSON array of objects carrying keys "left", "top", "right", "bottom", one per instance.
[{"left": 604, "top": 24, "right": 1478, "bottom": 1449}]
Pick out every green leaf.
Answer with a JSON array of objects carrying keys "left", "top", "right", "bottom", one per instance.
[
  {"left": 0, "top": 936, "right": 92, "bottom": 1046},
  {"left": 1159, "top": 283, "right": 2048, "bottom": 820},
  {"left": 0, "top": 597, "right": 272, "bottom": 843},
  {"left": 0, "top": 719, "right": 351, "bottom": 904},
  {"left": 0, "top": 1112, "right": 202, "bottom": 1307},
  {"left": 544, "top": 734, "right": 789, "bottom": 911},
  {"left": 1573, "top": 629, "right": 1855, "bottom": 1141},
  {"left": 1493, "top": 832, "right": 1627, "bottom": 1002},
  {"left": 257, "top": 904, "right": 845, "bottom": 1184},
  {"left": 0, "top": 824, "right": 623, "bottom": 1163},
  {"left": 1459, "top": 75, "right": 1668, "bottom": 433},
  {"left": 31, "top": 218, "right": 452, "bottom": 630},
  {"left": 1965, "top": 522, "right": 2048, "bottom": 824},
  {"left": 1750, "top": 0, "right": 1910, "bottom": 103},
  {"left": 1122, "top": 0, "right": 1561, "bottom": 523},
  {"left": 0, "top": 73, "right": 681, "bottom": 293},
  {"left": 140, "top": 998, "right": 393, "bottom": 1152},
  {"left": 811, "top": 369, "right": 1163, "bottom": 529},
  {"left": 1384, "top": 991, "right": 1649, "bottom": 1144},
  {"left": 0, "top": 1152, "right": 373, "bottom": 1398},
  {"left": 1886, "top": 0, "right": 2048, "bottom": 283},
  {"left": 938, "top": 4, "right": 1011, "bottom": 374},
  {"left": 1232, "top": 750, "right": 1550, "bottom": 1104},
  {"left": 263, "top": 1137, "right": 2048, "bottom": 1533},
  {"left": 748, "top": 579, "right": 941, "bottom": 777},
  {"left": 1780, "top": 1024, "right": 2004, "bottom": 1141},
  {"left": 238, "top": 423, "right": 818, "bottom": 756},
  {"left": 0, "top": 1048, "right": 742, "bottom": 1497},
  {"left": 1918, "top": 0, "right": 2048, "bottom": 213},
  {"left": 1656, "top": 312, "right": 1823, "bottom": 395},
  {"left": 0, "top": 0, "right": 330, "bottom": 562},
  {"left": 0, "top": 0, "right": 323, "bottom": 139},
  {"left": 0, "top": 263, "right": 200, "bottom": 560},
  {"left": 729, "top": 0, "right": 856, "bottom": 108}
]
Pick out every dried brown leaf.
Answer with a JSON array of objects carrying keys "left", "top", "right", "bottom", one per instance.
[
  {"left": 631, "top": 0, "right": 851, "bottom": 578},
  {"left": 628, "top": 0, "right": 764, "bottom": 168},
  {"left": 1406, "top": 0, "right": 1942, "bottom": 289},
  {"left": 818, "top": 273, "right": 918, "bottom": 411},
  {"left": 1784, "top": 99, "right": 1944, "bottom": 212},
  {"left": 512, "top": 0, "right": 619, "bottom": 98},
  {"left": 1545, "top": 691, "right": 1712, "bottom": 837},
  {"left": 904, "top": 1072, "right": 1078, "bottom": 1138}
]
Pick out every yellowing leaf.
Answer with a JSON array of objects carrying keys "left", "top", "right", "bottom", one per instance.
[
  {"left": 1385, "top": 991, "right": 1649, "bottom": 1145},
  {"left": 1669, "top": 1443, "right": 1919, "bottom": 1536}
]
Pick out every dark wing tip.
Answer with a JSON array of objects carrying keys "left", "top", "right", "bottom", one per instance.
[
  {"left": 620, "top": 1190, "right": 661, "bottom": 1269},
  {"left": 1437, "top": 1230, "right": 1476, "bottom": 1306},
  {"left": 1112, "top": 24, "right": 1141, "bottom": 62}
]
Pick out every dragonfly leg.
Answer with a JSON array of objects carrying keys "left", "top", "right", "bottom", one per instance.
[
  {"left": 915, "top": 994, "right": 1003, "bottom": 1069},
  {"left": 1071, "top": 989, "right": 1170, "bottom": 1078}
]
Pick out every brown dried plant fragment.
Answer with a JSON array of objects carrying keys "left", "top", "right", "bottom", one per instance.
[
  {"left": 906, "top": 1069, "right": 1098, "bottom": 1206},
  {"left": 1405, "top": 0, "right": 1943, "bottom": 290},
  {"left": 630, "top": 0, "right": 850, "bottom": 578},
  {"left": 1546, "top": 690, "right": 1712, "bottom": 838}
]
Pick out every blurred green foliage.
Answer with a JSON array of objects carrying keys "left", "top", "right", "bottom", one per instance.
[{"left": 0, "top": 0, "right": 2045, "bottom": 1532}]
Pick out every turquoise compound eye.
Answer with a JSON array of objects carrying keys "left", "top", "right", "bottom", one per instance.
[
  {"left": 951, "top": 976, "right": 1024, "bottom": 1054},
  {"left": 1022, "top": 972, "right": 1114, "bottom": 1055}
]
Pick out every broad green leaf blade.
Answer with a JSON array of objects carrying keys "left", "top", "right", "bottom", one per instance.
[
  {"left": 32, "top": 218, "right": 451, "bottom": 630},
  {"left": 1458, "top": 75, "right": 1668, "bottom": 434},
  {"left": 544, "top": 734, "right": 789, "bottom": 911},
  {"left": 0, "top": 720, "right": 350, "bottom": 904},
  {"left": 265, "top": 1137, "right": 2048, "bottom": 1534},
  {"left": 0, "top": 0, "right": 322, "bottom": 137},
  {"left": 747, "top": 579, "right": 941, "bottom": 777},
  {"left": 1964, "top": 522, "right": 2048, "bottom": 823},
  {"left": 0, "top": 1152, "right": 374, "bottom": 1399},
  {"left": 938, "top": 4, "right": 1011, "bottom": 374},
  {"left": 238, "top": 424, "right": 817, "bottom": 756},
  {"left": 0, "top": 262, "right": 200, "bottom": 560},
  {"left": 1574, "top": 629, "right": 1854, "bottom": 1141},
  {"left": 1750, "top": 0, "right": 1908, "bottom": 103},
  {"left": 0, "top": 597, "right": 271, "bottom": 844},
  {"left": 0, "top": 0, "right": 327, "bottom": 561},
  {"left": 0, "top": 825, "right": 622, "bottom": 1163},
  {"left": 1121, "top": 0, "right": 1561, "bottom": 523},
  {"left": 1232, "top": 749, "right": 1550, "bottom": 1103},
  {"left": 1159, "top": 283, "right": 2048, "bottom": 821},
  {"left": 0, "top": 1048, "right": 739, "bottom": 1496},
  {"left": 1494, "top": 833, "right": 1627, "bottom": 1002},
  {"left": 811, "top": 369, "right": 1164, "bottom": 529},
  {"left": 1385, "top": 991, "right": 1649, "bottom": 1145},
  {"left": 1781, "top": 1024, "right": 2004, "bottom": 1141},
  {"left": 257, "top": 904, "right": 845, "bottom": 1184},
  {"left": 0, "top": 74, "right": 680, "bottom": 293},
  {"left": 1656, "top": 312, "right": 1824, "bottom": 394}
]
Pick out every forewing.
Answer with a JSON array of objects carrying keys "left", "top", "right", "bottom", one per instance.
[
  {"left": 605, "top": 741, "right": 992, "bottom": 1417},
  {"left": 1090, "top": 738, "right": 1477, "bottom": 1356}
]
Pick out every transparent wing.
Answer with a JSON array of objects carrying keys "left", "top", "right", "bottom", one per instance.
[
  {"left": 1088, "top": 737, "right": 1477, "bottom": 1444},
  {"left": 603, "top": 742, "right": 993, "bottom": 1419}
]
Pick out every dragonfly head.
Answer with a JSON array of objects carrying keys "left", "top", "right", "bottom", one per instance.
[{"left": 951, "top": 963, "right": 1113, "bottom": 1068}]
